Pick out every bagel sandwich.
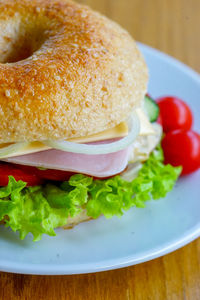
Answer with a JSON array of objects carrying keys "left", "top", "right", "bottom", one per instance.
[{"left": 0, "top": 0, "right": 181, "bottom": 241}]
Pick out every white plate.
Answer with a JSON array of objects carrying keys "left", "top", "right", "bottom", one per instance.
[{"left": 0, "top": 44, "right": 199, "bottom": 275}]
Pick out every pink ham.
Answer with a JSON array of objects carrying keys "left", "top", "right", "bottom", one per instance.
[{"left": 3, "top": 147, "right": 131, "bottom": 178}]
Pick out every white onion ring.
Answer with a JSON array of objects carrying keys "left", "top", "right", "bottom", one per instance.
[
  {"left": 0, "top": 142, "right": 29, "bottom": 159},
  {"left": 44, "top": 112, "right": 140, "bottom": 155}
]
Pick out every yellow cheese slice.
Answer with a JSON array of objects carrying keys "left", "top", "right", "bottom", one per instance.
[
  {"left": 136, "top": 108, "right": 156, "bottom": 136},
  {"left": 69, "top": 122, "right": 128, "bottom": 143},
  {"left": 1, "top": 109, "right": 155, "bottom": 158}
]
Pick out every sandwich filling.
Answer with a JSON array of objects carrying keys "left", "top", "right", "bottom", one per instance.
[
  {"left": 2, "top": 109, "right": 160, "bottom": 178},
  {"left": 0, "top": 100, "right": 182, "bottom": 241}
]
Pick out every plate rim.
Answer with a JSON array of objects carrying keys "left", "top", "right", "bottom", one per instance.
[
  {"left": 0, "top": 43, "right": 200, "bottom": 275},
  {"left": 0, "top": 223, "right": 199, "bottom": 275}
]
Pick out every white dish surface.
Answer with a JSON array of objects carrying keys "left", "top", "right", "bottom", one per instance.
[{"left": 0, "top": 43, "right": 199, "bottom": 275}]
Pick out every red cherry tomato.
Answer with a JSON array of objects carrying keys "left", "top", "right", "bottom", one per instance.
[
  {"left": 0, "top": 163, "right": 44, "bottom": 186},
  {"left": 161, "top": 130, "right": 200, "bottom": 175},
  {"left": 157, "top": 114, "right": 163, "bottom": 126},
  {"left": 157, "top": 96, "right": 193, "bottom": 132}
]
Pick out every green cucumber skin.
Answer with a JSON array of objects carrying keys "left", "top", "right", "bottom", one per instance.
[{"left": 144, "top": 95, "right": 159, "bottom": 122}]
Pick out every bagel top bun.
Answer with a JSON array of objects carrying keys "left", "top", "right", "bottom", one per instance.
[{"left": 0, "top": 0, "right": 148, "bottom": 143}]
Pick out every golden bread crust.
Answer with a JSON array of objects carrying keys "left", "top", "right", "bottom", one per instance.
[
  {"left": 0, "top": 0, "right": 148, "bottom": 143},
  {"left": 62, "top": 209, "right": 93, "bottom": 229}
]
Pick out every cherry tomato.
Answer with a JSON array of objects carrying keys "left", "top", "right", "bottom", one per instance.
[
  {"left": 0, "top": 163, "right": 44, "bottom": 186},
  {"left": 157, "top": 114, "right": 163, "bottom": 126},
  {"left": 161, "top": 130, "right": 200, "bottom": 175},
  {"left": 157, "top": 96, "right": 193, "bottom": 132}
]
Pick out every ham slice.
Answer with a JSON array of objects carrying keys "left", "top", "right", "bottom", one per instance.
[
  {"left": 2, "top": 125, "right": 162, "bottom": 178},
  {"left": 3, "top": 147, "right": 131, "bottom": 178}
]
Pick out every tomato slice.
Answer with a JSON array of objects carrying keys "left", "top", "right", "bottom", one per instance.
[
  {"left": 0, "top": 163, "right": 44, "bottom": 186},
  {"left": 12, "top": 164, "right": 76, "bottom": 181},
  {"left": 35, "top": 168, "right": 75, "bottom": 181},
  {"left": 157, "top": 96, "right": 193, "bottom": 133},
  {"left": 162, "top": 130, "right": 200, "bottom": 175},
  {"left": 0, "top": 163, "right": 77, "bottom": 186}
]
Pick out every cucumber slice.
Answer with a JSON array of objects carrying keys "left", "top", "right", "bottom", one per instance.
[{"left": 144, "top": 95, "right": 159, "bottom": 122}]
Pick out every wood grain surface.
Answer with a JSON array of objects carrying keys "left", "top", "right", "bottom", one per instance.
[{"left": 0, "top": 0, "right": 200, "bottom": 299}]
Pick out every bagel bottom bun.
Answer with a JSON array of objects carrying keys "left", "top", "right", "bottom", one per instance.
[{"left": 63, "top": 210, "right": 92, "bottom": 229}]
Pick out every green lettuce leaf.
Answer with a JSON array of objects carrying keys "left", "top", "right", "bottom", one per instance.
[
  {"left": 86, "top": 146, "right": 181, "bottom": 217},
  {"left": 0, "top": 147, "right": 181, "bottom": 241},
  {"left": 0, "top": 177, "right": 69, "bottom": 241}
]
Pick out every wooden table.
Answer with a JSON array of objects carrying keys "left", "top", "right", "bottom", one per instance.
[{"left": 0, "top": 0, "right": 199, "bottom": 299}]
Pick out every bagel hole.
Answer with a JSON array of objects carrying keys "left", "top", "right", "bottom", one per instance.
[{"left": 0, "top": 22, "right": 47, "bottom": 63}]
